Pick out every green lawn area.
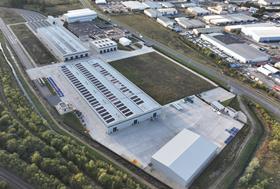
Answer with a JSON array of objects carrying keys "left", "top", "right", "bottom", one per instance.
[
  {"left": 113, "top": 14, "right": 213, "bottom": 65},
  {"left": 11, "top": 24, "right": 57, "bottom": 65},
  {"left": 110, "top": 52, "right": 214, "bottom": 105},
  {"left": 0, "top": 8, "right": 25, "bottom": 24}
]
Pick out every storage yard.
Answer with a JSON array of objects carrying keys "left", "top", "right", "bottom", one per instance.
[{"left": 109, "top": 52, "right": 215, "bottom": 105}]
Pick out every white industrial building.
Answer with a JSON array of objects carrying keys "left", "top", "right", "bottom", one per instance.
[
  {"left": 180, "top": 3, "right": 197, "bottom": 8},
  {"left": 90, "top": 38, "right": 117, "bottom": 54},
  {"left": 157, "top": 16, "right": 175, "bottom": 28},
  {"left": 121, "top": 1, "right": 148, "bottom": 11},
  {"left": 151, "top": 129, "right": 218, "bottom": 188},
  {"left": 63, "top": 8, "right": 97, "bottom": 23},
  {"left": 263, "top": 64, "right": 279, "bottom": 74},
  {"left": 257, "top": 66, "right": 273, "bottom": 76},
  {"left": 175, "top": 17, "right": 205, "bottom": 29},
  {"left": 241, "top": 26, "right": 280, "bottom": 43},
  {"left": 160, "top": 2, "right": 174, "bottom": 8},
  {"left": 142, "top": 1, "right": 162, "bottom": 9},
  {"left": 186, "top": 7, "right": 210, "bottom": 16},
  {"left": 207, "top": 5, "right": 227, "bottom": 15},
  {"left": 119, "top": 37, "right": 132, "bottom": 46},
  {"left": 203, "top": 14, "right": 258, "bottom": 25},
  {"left": 193, "top": 26, "right": 223, "bottom": 35},
  {"left": 95, "top": 0, "right": 107, "bottom": 4},
  {"left": 144, "top": 9, "right": 162, "bottom": 18},
  {"left": 201, "top": 33, "right": 270, "bottom": 63},
  {"left": 157, "top": 8, "right": 178, "bottom": 16},
  {"left": 37, "top": 25, "right": 89, "bottom": 62},
  {"left": 61, "top": 59, "right": 162, "bottom": 134},
  {"left": 258, "top": 0, "right": 280, "bottom": 6}
]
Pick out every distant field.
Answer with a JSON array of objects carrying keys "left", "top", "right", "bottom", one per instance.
[
  {"left": 113, "top": 14, "right": 213, "bottom": 65},
  {"left": 110, "top": 52, "right": 214, "bottom": 105},
  {"left": 11, "top": 24, "right": 56, "bottom": 65},
  {"left": 0, "top": 0, "right": 82, "bottom": 16},
  {"left": 0, "top": 8, "right": 25, "bottom": 24}
]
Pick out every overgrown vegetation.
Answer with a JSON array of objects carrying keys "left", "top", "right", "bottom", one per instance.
[
  {"left": 237, "top": 105, "right": 280, "bottom": 189},
  {"left": 11, "top": 24, "right": 56, "bottom": 65},
  {"left": 110, "top": 52, "right": 214, "bottom": 105},
  {"left": 0, "top": 32, "right": 147, "bottom": 189}
]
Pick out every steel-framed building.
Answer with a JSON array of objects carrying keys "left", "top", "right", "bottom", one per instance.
[
  {"left": 37, "top": 25, "right": 89, "bottom": 62},
  {"left": 63, "top": 8, "right": 97, "bottom": 23},
  {"left": 152, "top": 129, "right": 218, "bottom": 188},
  {"left": 61, "top": 59, "right": 161, "bottom": 134}
]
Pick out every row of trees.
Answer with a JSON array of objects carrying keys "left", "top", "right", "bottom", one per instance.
[
  {"left": 237, "top": 104, "right": 280, "bottom": 189},
  {"left": 0, "top": 39, "right": 146, "bottom": 189}
]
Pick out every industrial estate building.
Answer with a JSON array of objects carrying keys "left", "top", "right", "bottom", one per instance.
[
  {"left": 142, "top": 1, "right": 162, "bottom": 9},
  {"left": 37, "top": 25, "right": 89, "bottom": 62},
  {"left": 144, "top": 9, "right": 162, "bottom": 18},
  {"left": 201, "top": 33, "right": 270, "bottom": 63},
  {"left": 121, "top": 1, "right": 148, "bottom": 11},
  {"left": 157, "top": 16, "right": 175, "bottom": 28},
  {"left": 63, "top": 8, "right": 97, "bottom": 23},
  {"left": 193, "top": 27, "right": 223, "bottom": 35},
  {"left": 175, "top": 17, "right": 205, "bottom": 29},
  {"left": 241, "top": 26, "right": 280, "bottom": 43},
  {"left": 90, "top": 38, "right": 117, "bottom": 54},
  {"left": 157, "top": 8, "right": 178, "bottom": 16},
  {"left": 258, "top": 0, "right": 280, "bottom": 6},
  {"left": 203, "top": 14, "right": 257, "bottom": 25},
  {"left": 152, "top": 129, "right": 218, "bottom": 188},
  {"left": 61, "top": 59, "right": 161, "bottom": 134},
  {"left": 186, "top": 7, "right": 210, "bottom": 16}
]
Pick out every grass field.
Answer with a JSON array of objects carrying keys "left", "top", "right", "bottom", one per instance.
[
  {"left": 113, "top": 14, "right": 214, "bottom": 66},
  {"left": 11, "top": 24, "right": 56, "bottom": 65},
  {"left": 110, "top": 52, "right": 214, "bottom": 105},
  {"left": 0, "top": 8, "right": 25, "bottom": 24}
]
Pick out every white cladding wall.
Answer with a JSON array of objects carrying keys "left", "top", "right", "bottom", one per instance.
[{"left": 107, "top": 109, "right": 161, "bottom": 134}]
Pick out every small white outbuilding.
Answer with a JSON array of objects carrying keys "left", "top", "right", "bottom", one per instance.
[{"left": 119, "top": 37, "right": 132, "bottom": 46}]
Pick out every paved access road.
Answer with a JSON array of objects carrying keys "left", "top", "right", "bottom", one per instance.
[{"left": 0, "top": 167, "right": 34, "bottom": 189}]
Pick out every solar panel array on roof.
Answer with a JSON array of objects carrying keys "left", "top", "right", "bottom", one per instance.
[
  {"left": 61, "top": 65, "right": 115, "bottom": 124},
  {"left": 60, "top": 59, "right": 161, "bottom": 129},
  {"left": 75, "top": 63, "right": 134, "bottom": 118},
  {"left": 91, "top": 62, "right": 145, "bottom": 106}
]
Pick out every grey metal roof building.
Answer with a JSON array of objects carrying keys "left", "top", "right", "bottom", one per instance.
[
  {"left": 201, "top": 33, "right": 270, "bottom": 63},
  {"left": 37, "top": 25, "right": 89, "bottom": 62},
  {"left": 152, "top": 129, "right": 218, "bottom": 188},
  {"left": 61, "top": 59, "right": 161, "bottom": 134},
  {"left": 175, "top": 17, "right": 205, "bottom": 29}
]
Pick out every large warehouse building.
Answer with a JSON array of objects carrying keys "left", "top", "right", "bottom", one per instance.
[
  {"left": 241, "top": 26, "right": 280, "bottom": 43},
  {"left": 152, "top": 129, "right": 218, "bottom": 188},
  {"left": 37, "top": 25, "right": 89, "bottom": 62},
  {"left": 201, "top": 33, "right": 270, "bottom": 63},
  {"left": 63, "top": 8, "right": 97, "bottom": 23},
  {"left": 175, "top": 17, "right": 205, "bottom": 29},
  {"left": 61, "top": 59, "right": 161, "bottom": 134},
  {"left": 203, "top": 14, "right": 257, "bottom": 25}
]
